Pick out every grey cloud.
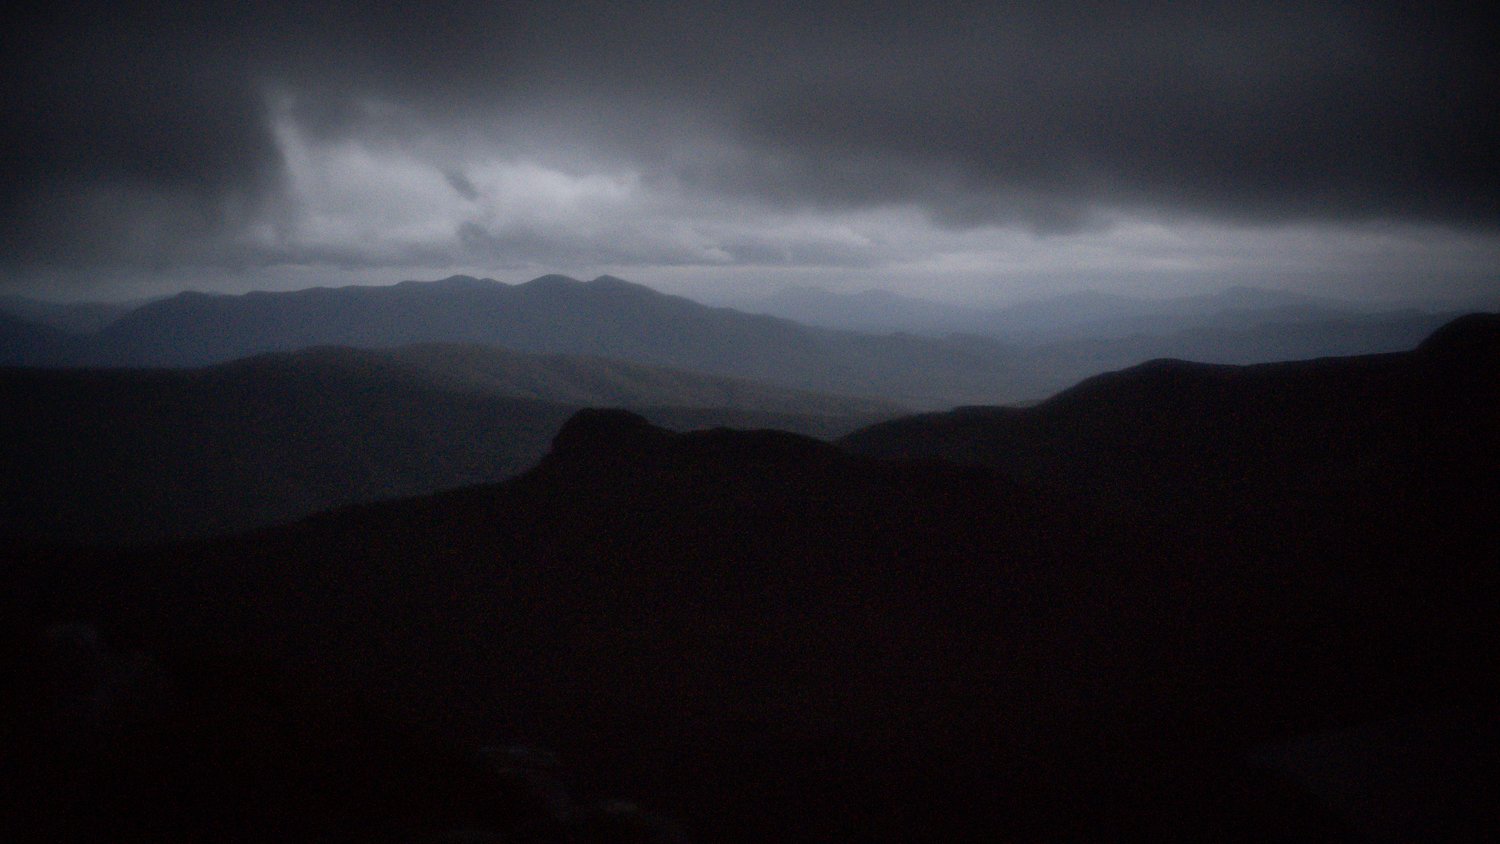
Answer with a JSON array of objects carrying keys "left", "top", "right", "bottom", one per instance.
[
  {"left": 2, "top": 0, "right": 283, "bottom": 267},
  {"left": 705, "top": 4, "right": 1500, "bottom": 229},
  {"left": 444, "top": 170, "right": 481, "bottom": 202},
  {"left": 3, "top": 1, "right": 1497, "bottom": 281},
  {"left": 456, "top": 220, "right": 715, "bottom": 268},
  {"left": 715, "top": 234, "right": 884, "bottom": 269}
]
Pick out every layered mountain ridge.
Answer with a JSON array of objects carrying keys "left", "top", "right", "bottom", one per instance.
[
  {"left": 4, "top": 314, "right": 1495, "bottom": 840},
  {"left": 0, "top": 344, "right": 898, "bottom": 546},
  {"left": 1, "top": 274, "right": 1458, "bottom": 407}
]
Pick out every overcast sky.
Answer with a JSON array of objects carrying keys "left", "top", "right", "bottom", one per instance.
[{"left": 4, "top": 1, "right": 1498, "bottom": 305}]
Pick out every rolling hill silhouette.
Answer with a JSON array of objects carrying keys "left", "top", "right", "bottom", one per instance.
[
  {"left": 4, "top": 315, "right": 1494, "bottom": 840},
  {"left": 842, "top": 312, "right": 1500, "bottom": 522},
  {"left": 1, "top": 347, "right": 897, "bottom": 545}
]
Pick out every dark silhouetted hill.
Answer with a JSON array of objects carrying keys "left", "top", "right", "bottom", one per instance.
[
  {"left": 0, "top": 348, "right": 897, "bottom": 545},
  {"left": 0, "top": 363, "right": 576, "bottom": 546},
  {"left": 843, "top": 312, "right": 1500, "bottom": 523}
]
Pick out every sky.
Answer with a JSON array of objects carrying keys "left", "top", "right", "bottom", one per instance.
[{"left": 4, "top": 0, "right": 1499, "bottom": 306}]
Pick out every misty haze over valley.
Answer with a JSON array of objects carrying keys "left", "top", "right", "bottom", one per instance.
[{"left": 4, "top": 1, "right": 1498, "bottom": 841}]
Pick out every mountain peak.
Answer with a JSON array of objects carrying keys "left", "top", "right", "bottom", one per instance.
[
  {"left": 1415, "top": 312, "right": 1500, "bottom": 359},
  {"left": 589, "top": 274, "right": 633, "bottom": 287},
  {"left": 416, "top": 275, "right": 500, "bottom": 290},
  {"left": 550, "top": 408, "right": 671, "bottom": 458},
  {"left": 519, "top": 274, "right": 585, "bottom": 291},
  {"left": 588, "top": 275, "right": 661, "bottom": 299}
]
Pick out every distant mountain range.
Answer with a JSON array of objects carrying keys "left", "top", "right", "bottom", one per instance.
[
  {"left": 1, "top": 345, "right": 898, "bottom": 545},
  {"left": 6, "top": 314, "right": 1494, "bottom": 840},
  {"left": 734, "top": 283, "right": 1488, "bottom": 342},
  {"left": 0, "top": 275, "right": 1463, "bottom": 407}
]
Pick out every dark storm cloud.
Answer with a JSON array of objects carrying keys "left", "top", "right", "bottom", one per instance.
[
  {"left": 444, "top": 170, "right": 481, "bottom": 202},
  {"left": 683, "top": 2, "right": 1500, "bottom": 229},
  {"left": 4, "top": 0, "right": 1497, "bottom": 274},
  {"left": 1, "top": 0, "right": 284, "bottom": 264}
]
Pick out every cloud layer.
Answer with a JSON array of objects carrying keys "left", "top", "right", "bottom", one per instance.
[{"left": 3, "top": 1, "right": 1497, "bottom": 300}]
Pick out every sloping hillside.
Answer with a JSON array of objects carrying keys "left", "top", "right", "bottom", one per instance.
[
  {"left": 843, "top": 313, "right": 1500, "bottom": 520},
  {"left": 228, "top": 343, "right": 903, "bottom": 418},
  {"left": 1, "top": 348, "right": 897, "bottom": 545}
]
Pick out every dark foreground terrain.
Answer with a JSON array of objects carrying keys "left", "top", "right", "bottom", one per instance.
[{"left": 3, "top": 315, "right": 1497, "bottom": 841}]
